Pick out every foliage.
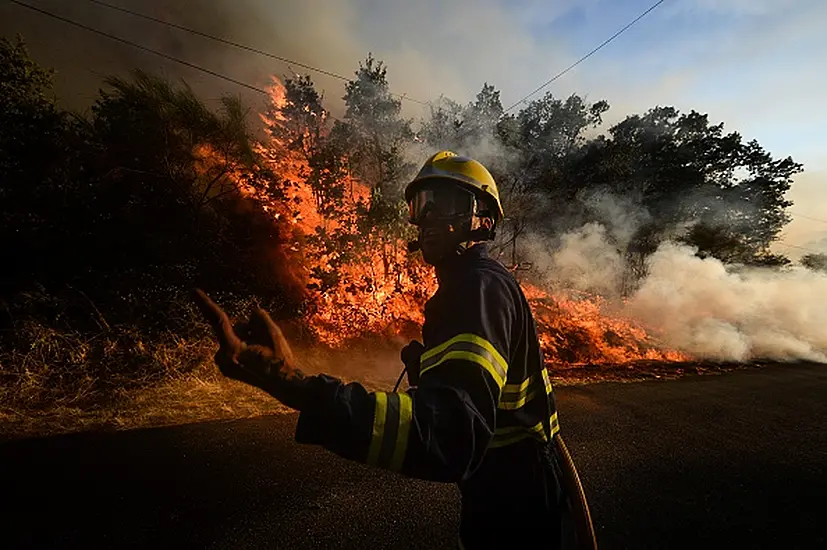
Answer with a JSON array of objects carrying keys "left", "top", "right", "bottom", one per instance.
[
  {"left": 801, "top": 253, "right": 827, "bottom": 273},
  {"left": 0, "top": 38, "right": 303, "bottom": 388},
  {"left": 265, "top": 55, "right": 419, "bottom": 294},
  {"left": 417, "top": 86, "right": 799, "bottom": 275},
  {"left": 0, "top": 36, "right": 806, "bottom": 409}
]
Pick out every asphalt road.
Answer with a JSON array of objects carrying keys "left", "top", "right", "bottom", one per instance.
[{"left": 2, "top": 362, "right": 826, "bottom": 549}]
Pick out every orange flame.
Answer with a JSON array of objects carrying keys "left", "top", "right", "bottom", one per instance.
[{"left": 250, "top": 77, "right": 687, "bottom": 365}]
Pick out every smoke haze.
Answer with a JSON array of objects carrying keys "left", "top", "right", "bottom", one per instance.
[
  {"left": 0, "top": 0, "right": 573, "bottom": 117},
  {"left": 630, "top": 242, "right": 827, "bottom": 362},
  {"left": 5, "top": 0, "right": 826, "bottom": 364},
  {"left": 525, "top": 194, "right": 827, "bottom": 363}
]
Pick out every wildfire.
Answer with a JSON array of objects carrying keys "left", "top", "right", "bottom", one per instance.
[
  {"left": 253, "top": 77, "right": 687, "bottom": 366},
  {"left": 521, "top": 284, "right": 687, "bottom": 366}
]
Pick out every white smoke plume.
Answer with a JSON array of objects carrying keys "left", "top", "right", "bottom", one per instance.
[
  {"left": 628, "top": 243, "right": 827, "bottom": 362},
  {"left": 522, "top": 223, "right": 624, "bottom": 297},
  {"left": 522, "top": 192, "right": 827, "bottom": 363}
]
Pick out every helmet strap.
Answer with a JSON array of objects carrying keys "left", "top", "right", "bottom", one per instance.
[
  {"left": 406, "top": 199, "right": 496, "bottom": 259},
  {"left": 467, "top": 226, "right": 495, "bottom": 242}
]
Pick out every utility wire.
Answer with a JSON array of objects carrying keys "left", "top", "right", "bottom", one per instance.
[
  {"left": 502, "top": 0, "right": 668, "bottom": 114},
  {"left": 789, "top": 211, "right": 827, "bottom": 225},
  {"left": 9, "top": 0, "right": 270, "bottom": 95},
  {"left": 83, "top": 0, "right": 428, "bottom": 106}
]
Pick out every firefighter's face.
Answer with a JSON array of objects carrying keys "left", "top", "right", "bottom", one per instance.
[
  {"left": 418, "top": 217, "right": 462, "bottom": 266},
  {"left": 407, "top": 182, "right": 465, "bottom": 265},
  {"left": 408, "top": 180, "right": 493, "bottom": 266},
  {"left": 417, "top": 212, "right": 493, "bottom": 266}
]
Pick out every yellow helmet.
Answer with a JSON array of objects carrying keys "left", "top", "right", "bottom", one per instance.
[{"left": 405, "top": 151, "right": 504, "bottom": 222}]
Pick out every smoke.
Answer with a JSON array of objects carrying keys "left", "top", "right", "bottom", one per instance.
[
  {"left": 523, "top": 223, "right": 625, "bottom": 297},
  {"left": 519, "top": 190, "right": 650, "bottom": 297},
  {"left": 629, "top": 242, "right": 827, "bottom": 362},
  {"left": 2, "top": 0, "right": 275, "bottom": 109},
  {"left": 1, "top": 0, "right": 582, "bottom": 117},
  {"left": 521, "top": 191, "right": 827, "bottom": 363}
]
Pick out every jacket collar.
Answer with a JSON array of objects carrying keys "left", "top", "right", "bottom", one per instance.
[{"left": 435, "top": 243, "right": 489, "bottom": 286}]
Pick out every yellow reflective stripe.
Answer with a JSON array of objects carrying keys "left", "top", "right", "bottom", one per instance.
[
  {"left": 498, "top": 371, "right": 553, "bottom": 410},
  {"left": 489, "top": 412, "right": 560, "bottom": 448},
  {"left": 541, "top": 367, "right": 553, "bottom": 394},
  {"left": 506, "top": 375, "right": 533, "bottom": 392},
  {"left": 367, "top": 392, "right": 388, "bottom": 466},
  {"left": 498, "top": 387, "right": 539, "bottom": 410},
  {"left": 390, "top": 393, "right": 413, "bottom": 472},
  {"left": 367, "top": 392, "right": 412, "bottom": 472},
  {"left": 420, "top": 333, "right": 508, "bottom": 388},
  {"left": 421, "top": 333, "right": 507, "bottom": 373},
  {"left": 421, "top": 350, "right": 506, "bottom": 389}
]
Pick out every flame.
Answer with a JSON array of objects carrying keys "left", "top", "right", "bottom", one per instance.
[
  {"left": 521, "top": 284, "right": 688, "bottom": 366},
  {"left": 253, "top": 78, "right": 435, "bottom": 347},
  {"left": 245, "top": 77, "right": 688, "bottom": 366}
]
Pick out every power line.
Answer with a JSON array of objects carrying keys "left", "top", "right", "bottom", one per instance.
[
  {"left": 502, "top": 0, "right": 668, "bottom": 114},
  {"left": 9, "top": 0, "right": 270, "bottom": 95},
  {"left": 789, "top": 210, "right": 827, "bottom": 225},
  {"left": 83, "top": 0, "right": 428, "bottom": 106}
]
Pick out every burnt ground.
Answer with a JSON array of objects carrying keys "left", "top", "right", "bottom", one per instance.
[{"left": 2, "top": 361, "right": 826, "bottom": 549}]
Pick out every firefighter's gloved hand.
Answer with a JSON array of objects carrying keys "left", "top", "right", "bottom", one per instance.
[
  {"left": 401, "top": 340, "right": 425, "bottom": 387},
  {"left": 193, "top": 288, "right": 308, "bottom": 411}
]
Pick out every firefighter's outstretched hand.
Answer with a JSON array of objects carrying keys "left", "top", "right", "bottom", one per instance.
[{"left": 193, "top": 288, "right": 307, "bottom": 411}]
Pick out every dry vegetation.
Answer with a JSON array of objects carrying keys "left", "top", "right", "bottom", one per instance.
[
  {"left": 0, "top": 291, "right": 290, "bottom": 441},
  {"left": 0, "top": 293, "right": 754, "bottom": 443},
  {"left": 0, "top": 290, "right": 409, "bottom": 441}
]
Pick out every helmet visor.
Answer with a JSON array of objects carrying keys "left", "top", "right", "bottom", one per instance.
[{"left": 408, "top": 184, "right": 475, "bottom": 224}]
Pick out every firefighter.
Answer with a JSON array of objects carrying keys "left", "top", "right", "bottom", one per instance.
[{"left": 194, "top": 151, "right": 596, "bottom": 549}]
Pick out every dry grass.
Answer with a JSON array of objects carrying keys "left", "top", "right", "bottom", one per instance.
[
  {"left": 0, "top": 320, "right": 294, "bottom": 441},
  {"left": 0, "top": 301, "right": 765, "bottom": 442},
  {"left": 0, "top": 289, "right": 296, "bottom": 441},
  {"left": 0, "top": 305, "right": 407, "bottom": 442},
  {"left": 0, "top": 373, "right": 293, "bottom": 442}
]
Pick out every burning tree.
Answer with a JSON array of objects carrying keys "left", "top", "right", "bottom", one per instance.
[{"left": 260, "top": 57, "right": 431, "bottom": 346}]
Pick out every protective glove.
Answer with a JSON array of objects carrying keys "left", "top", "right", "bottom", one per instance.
[
  {"left": 193, "top": 288, "right": 308, "bottom": 411},
  {"left": 400, "top": 340, "right": 425, "bottom": 387}
]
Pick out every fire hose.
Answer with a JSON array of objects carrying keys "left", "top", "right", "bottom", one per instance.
[
  {"left": 392, "top": 363, "right": 407, "bottom": 392},
  {"left": 554, "top": 434, "right": 598, "bottom": 550}
]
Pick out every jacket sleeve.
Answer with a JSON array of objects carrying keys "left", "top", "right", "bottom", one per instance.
[{"left": 295, "top": 271, "right": 515, "bottom": 483}]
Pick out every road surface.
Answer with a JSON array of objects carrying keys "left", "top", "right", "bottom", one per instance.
[{"left": 2, "top": 362, "right": 826, "bottom": 549}]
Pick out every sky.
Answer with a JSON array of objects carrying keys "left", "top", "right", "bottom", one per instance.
[{"left": 3, "top": 0, "right": 826, "bottom": 258}]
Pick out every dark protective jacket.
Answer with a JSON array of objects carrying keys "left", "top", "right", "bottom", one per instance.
[{"left": 296, "top": 244, "right": 571, "bottom": 548}]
